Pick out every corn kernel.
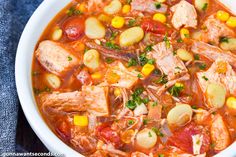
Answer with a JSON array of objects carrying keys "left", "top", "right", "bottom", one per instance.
[
  {"left": 175, "top": 82, "right": 184, "bottom": 88},
  {"left": 153, "top": 13, "right": 166, "bottom": 23},
  {"left": 91, "top": 72, "right": 102, "bottom": 80},
  {"left": 114, "top": 88, "right": 121, "bottom": 97},
  {"left": 111, "top": 16, "right": 125, "bottom": 28},
  {"left": 51, "top": 28, "right": 63, "bottom": 41},
  {"left": 226, "top": 16, "right": 236, "bottom": 28},
  {"left": 216, "top": 61, "right": 227, "bottom": 74},
  {"left": 73, "top": 115, "right": 88, "bottom": 126},
  {"left": 226, "top": 97, "right": 236, "bottom": 111},
  {"left": 122, "top": 5, "right": 131, "bottom": 14},
  {"left": 157, "top": 0, "right": 166, "bottom": 2},
  {"left": 106, "top": 70, "right": 121, "bottom": 84},
  {"left": 98, "top": 14, "right": 111, "bottom": 23},
  {"left": 180, "top": 28, "right": 190, "bottom": 40},
  {"left": 76, "top": 3, "right": 87, "bottom": 13},
  {"left": 141, "top": 63, "right": 155, "bottom": 76},
  {"left": 216, "top": 10, "right": 229, "bottom": 22}
]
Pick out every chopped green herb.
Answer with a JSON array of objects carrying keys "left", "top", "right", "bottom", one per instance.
[
  {"left": 105, "top": 58, "right": 114, "bottom": 64},
  {"left": 163, "top": 33, "right": 170, "bottom": 48},
  {"left": 155, "top": 2, "right": 162, "bottom": 9},
  {"left": 143, "top": 119, "right": 149, "bottom": 125},
  {"left": 84, "top": 48, "right": 89, "bottom": 53},
  {"left": 219, "top": 37, "right": 229, "bottom": 43},
  {"left": 105, "top": 42, "right": 120, "bottom": 50},
  {"left": 66, "top": 7, "right": 82, "bottom": 16},
  {"left": 202, "top": 3, "right": 208, "bottom": 11},
  {"left": 175, "top": 66, "right": 181, "bottom": 70},
  {"left": 144, "top": 45, "right": 153, "bottom": 52},
  {"left": 152, "top": 102, "right": 158, "bottom": 107},
  {"left": 153, "top": 69, "right": 161, "bottom": 75},
  {"left": 148, "top": 131, "right": 152, "bottom": 137},
  {"left": 128, "top": 19, "right": 136, "bottom": 27},
  {"left": 199, "top": 63, "right": 207, "bottom": 70},
  {"left": 33, "top": 88, "right": 41, "bottom": 95},
  {"left": 152, "top": 127, "right": 164, "bottom": 137},
  {"left": 158, "top": 154, "right": 165, "bottom": 157},
  {"left": 210, "top": 143, "right": 215, "bottom": 149},
  {"left": 128, "top": 58, "right": 138, "bottom": 67},
  {"left": 137, "top": 73, "right": 143, "bottom": 78},
  {"left": 168, "top": 83, "right": 184, "bottom": 97},
  {"left": 177, "top": 38, "right": 183, "bottom": 43},
  {"left": 194, "top": 54, "right": 200, "bottom": 60},
  {"left": 33, "top": 86, "right": 51, "bottom": 95},
  {"left": 139, "top": 53, "right": 148, "bottom": 66},
  {"left": 68, "top": 56, "right": 72, "bottom": 61},
  {"left": 202, "top": 75, "right": 208, "bottom": 81},
  {"left": 191, "top": 105, "right": 197, "bottom": 109},
  {"left": 128, "top": 120, "right": 134, "bottom": 126},
  {"left": 173, "top": 50, "right": 177, "bottom": 56},
  {"left": 147, "top": 59, "right": 155, "bottom": 65},
  {"left": 110, "top": 31, "right": 119, "bottom": 40},
  {"left": 156, "top": 74, "right": 168, "bottom": 84},
  {"left": 184, "top": 34, "right": 190, "bottom": 38},
  {"left": 126, "top": 100, "right": 137, "bottom": 110},
  {"left": 143, "top": 98, "right": 150, "bottom": 104}
]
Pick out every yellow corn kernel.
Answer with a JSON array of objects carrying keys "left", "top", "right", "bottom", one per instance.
[
  {"left": 157, "top": 0, "right": 166, "bottom": 2},
  {"left": 106, "top": 70, "right": 121, "bottom": 84},
  {"left": 111, "top": 16, "right": 125, "bottom": 28},
  {"left": 216, "top": 10, "right": 229, "bottom": 22},
  {"left": 180, "top": 28, "right": 190, "bottom": 40},
  {"left": 114, "top": 88, "right": 121, "bottom": 97},
  {"left": 153, "top": 13, "right": 166, "bottom": 23},
  {"left": 73, "top": 115, "right": 88, "bottom": 126},
  {"left": 216, "top": 61, "right": 227, "bottom": 74},
  {"left": 141, "top": 63, "right": 155, "bottom": 76},
  {"left": 98, "top": 14, "right": 111, "bottom": 23},
  {"left": 91, "top": 72, "right": 102, "bottom": 80},
  {"left": 122, "top": 4, "right": 131, "bottom": 14},
  {"left": 226, "top": 97, "right": 236, "bottom": 112},
  {"left": 226, "top": 16, "right": 236, "bottom": 28},
  {"left": 51, "top": 28, "right": 63, "bottom": 41},
  {"left": 175, "top": 82, "right": 184, "bottom": 88}
]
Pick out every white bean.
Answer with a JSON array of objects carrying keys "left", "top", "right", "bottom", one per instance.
[
  {"left": 119, "top": 27, "right": 144, "bottom": 47},
  {"left": 45, "top": 73, "right": 61, "bottom": 89},
  {"left": 220, "top": 38, "right": 236, "bottom": 51},
  {"left": 51, "top": 28, "right": 63, "bottom": 41},
  {"left": 134, "top": 103, "right": 148, "bottom": 116},
  {"left": 206, "top": 83, "right": 226, "bottom": 108},
  {"left": 85, "top": 17, "right": 105, "bottom": 39},
  {"left": 104, "top": 0, "right": 122, "bottom": 15},
  {"left": 167, "top": 104, "right": 193, "bottom": 126},
  {"left": 136, "top": 128, "right": 157, "bottom": 149},
  {"left": 83, "top": 49, "right": 100, "bottom": 70},
  {"left": 177, "top": 49, "right": 194, "bottom": 61},
  {"left": 195, "top": 0, "right": 209, "bottom": 12}
]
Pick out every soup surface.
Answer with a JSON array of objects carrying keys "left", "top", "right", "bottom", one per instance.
[{"left": 32, "top": 0, "right": 236, "bottom": 156}]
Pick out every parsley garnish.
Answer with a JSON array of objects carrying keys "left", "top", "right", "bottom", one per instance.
[
  {"left": 68, "top": 56, "right": 72, "bottom": 61},
  {"left": 143, "top": 119, "right": 149, "bottom": 125},
  {"left": 128, "top": 120, "right": 134, "bottom": 126},
  {"left": 144, "top": 45, "right": 153, "bottom": 52},
  {"left": 155, "top": 2, "right": 162, "bottom": 9},
  {"left": 202, "top": 76, "right": 208, "bottom": 81},
  {"left": 33, "top": 86, "right": 51, "bottom": 95},
  {"left": 110, "top": 31, "right": 119, "bottom": 40},
  {"left": 66, "top": 7, "right": 82, "bottom": 16},
  {"left": 137, "top": 73, "right": 143, "bottom": 78},
  {"left": 105, "top": 42, "right": 120, "bottom": 50},
  {"left": 156, "top": 74, "right": 168, "bottom": 84},
  {"left": 202, "top": 3, "right": 208, "bottom": 11},
  {"left": 158, "top": 154, "right": 165, "bottom": 157},
  {"left": 152, "top": 127, "right": 164, "bottom": 137},
  {"left": 191, "top": 105, "right": 197, "bottom": 109},
  {"left": 105, "top": 58, "right": 114, "bottom": 64},
  {"left": 128, "top": 58, "right": 138, "bottom": 67},
  {"left": 219, "top": 37, "right": 229, "bottom": 43},
  {"left": 139, "top": 53, "right": 155, "bottom": 66},
  {"left": 163, "top": 33, "right": 170, "bottom": 48},
  {"left": 194, "top": 54, "right": 200, "bottom": 60},
  {"left": 199, "top": 63, "right": 206, "bottom": 70},
  {"left": 152, "top": 102, "right": 158, "bottom": 107},
  {"left": 168, "top": 83, "right": 184, "bottom": 97},
  {"left": 177, "top": 38, "right": 183, "bottom": 43},
  {"left": 127, "top": 0, "right": 132, "bottom": 4},
  {"left": 128, "top": 19, "right": 136, "bottom": 27},
  {"left": 148, "top": 132, "right": 152, "bottom": 137}
]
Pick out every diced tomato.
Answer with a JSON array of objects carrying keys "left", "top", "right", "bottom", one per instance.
[
  {"left": 167, "top": 123, "right": 210, "bottom": 154},
  {"left": 186, "top": 0, "right": 193, "bottom": 4},
  {"left": 96, "top": 124, "right": 123, "bottom": 148},
  {"left": 62, "top": 17, "right": 85, "bottom": 40},
  {"left": 141, "top": 19, "right": 167, "bottom": 35}
]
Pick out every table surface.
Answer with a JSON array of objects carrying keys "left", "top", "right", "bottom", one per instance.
[{"left": 16, "top": 107, "right": 48, "bottom": 153}]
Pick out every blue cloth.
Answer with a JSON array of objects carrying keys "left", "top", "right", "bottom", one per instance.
[{"left": 0, "top": 0, "right": 42, "bottom": 154}]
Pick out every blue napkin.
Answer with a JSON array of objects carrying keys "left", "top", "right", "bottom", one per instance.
[{"left": 0, "top": 0, "right": 42, "bottom": 154}]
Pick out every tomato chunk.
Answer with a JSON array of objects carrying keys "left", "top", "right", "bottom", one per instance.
[
  {"left": 63, "top": 17, "right": 85, "bottom": 40},
  {"left": 141, "top": 19, "right": 167, "bottom": 35},
  {"left": 167, "top": 123, "right": 210, "bottom": 154},
  {"left": 96, "top": 123, "right": 123, "bottom": 148}
]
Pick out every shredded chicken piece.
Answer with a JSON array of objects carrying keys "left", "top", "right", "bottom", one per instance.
[{"left": 101, "top": 144, "right": 128, "bottom": 157}]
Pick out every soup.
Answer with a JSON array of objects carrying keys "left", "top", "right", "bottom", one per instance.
[{"left": 32, "top": 0, "right": 236, "bottom": 156}]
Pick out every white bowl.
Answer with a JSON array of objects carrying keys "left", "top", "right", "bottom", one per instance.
[{"left": 15, "top": 0, "right": 236, "bottom": 157}]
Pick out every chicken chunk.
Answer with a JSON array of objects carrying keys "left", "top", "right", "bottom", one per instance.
[
  {"left": 170, "top": 0, "right": 197, "bottom": 29},
  {"left": 147, "top": 42, "right": 188, "bottom": 80},
  {"left": 82, "top": 86, "right": 109, "bottom": 116},
  {"left": 197, "top": 58, "right": 236, "bottom": 95},
  {"left": 210, "top": 114, "right": 230, "bottom": 151},
  {"left": 40, "top": 91, "right": 87, "bottom": 112},
  {"left": 131, "top": 0, "right": 168, "bottom": 13},
  {"left": 105, "top": 62, "right": 139, "bottom": 89},
  {"left": 201, "top": 15, "right": 235, "bottom": 44},
  {"left": 35, "top": 40, "right": 80, "bottom": 76},
  {"left": 191, "top": 41, "right": 236, "bottom": 68}
]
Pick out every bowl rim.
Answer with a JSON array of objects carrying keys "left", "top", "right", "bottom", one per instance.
[{"left": 15, "top": 0, "right": 236, "bottom": 157}]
